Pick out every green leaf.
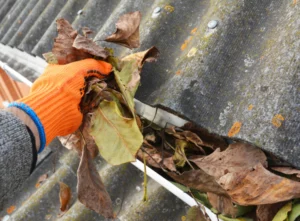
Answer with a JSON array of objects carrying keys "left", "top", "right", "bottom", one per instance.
[
  {"left": 289, "top": 203, "right": 300, "bottom": 221},
  {"left": 90, "top": 100, "right": 143, "bottom": 165},
  {"left": 170, "top": 182, "right": 190, "bottom": 192},
  {"left": 114, "top": 61, "right": 138, "bottom": 115},
  {"left": 272, "top": 202, "right": 292, "bottom": 221},
  {"left": 234, "top": 204, "right": 255, "bottom": 217},
  {"left": 190, "top": 190, "right": 212, "bottom": 209},
  {"left": 186, "top": 206, "right": 208, "bottom": 221},
  {"left": 218, "top": 214, "right": 253, "bottom": 221}
]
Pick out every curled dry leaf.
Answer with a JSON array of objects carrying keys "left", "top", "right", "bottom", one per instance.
[
  {"left": 59, "top": 182, "right": 71, "bottom": 212},
  {"left": 219, "top": 163, "right": 300, "bottom": 205},
  {"left": 77, "top": 145, "right": 113, "bottom": 218},
  {"left": 182, "top": 122, "right": 228, "bottom": 150},
  {"left": 165, "top": 127, "right": 205, "bottom": 153},
  {"left": 207, "top": 193, "right": 253, "bottom": 218},
  {"left": 90, "top": 100, "right": 143, "bottom": 165},
  {"left": 186, "top": 206, "right": 208, "bottom": 221},
  {"left": 36, "top": 173, "right": 48, "bottom": 188},
  {"left": 73, "top": 34, "right": 108, "bottom": 59},
  {"left": 256, "top": 202, "right": 287, "bottom": 221},
  {"left": 271, "top": 167, "right": 300, "bottom": 178},
  {"left": 173, "top": 139, "right": 190, "bottom": 167},
  {"left": 168, "top": 169, "right": 228, "bottom": 196},
  {"left": 50, "top": 18, "right": 92, "bottom": 64},
  {"left": 105, "top": 11, "right": 141, "bottom": 49},
  {"left": 138, "top": 140, "right": 176, "bottom": 171},
  {"left": 58, "top": 131, "right": 82, "bottom": 155},
  {"left": 191, "top": 143, "right": 267, "bottom": 179},
  {"left": 115, "top": 47, "right": 159, "bottom": 114},
  {"left": 207, "top": 193, "right": 238, "bottom": 217},
  {"left": 81, "top": 27, "right": 93, "bottom": 37}
]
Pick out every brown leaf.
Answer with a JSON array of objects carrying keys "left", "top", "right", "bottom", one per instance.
[
  {"left": 80, "top": 113, "right": 99, "bottom": 158},
  {"left": 271, "top": 166, "right": 300, "bottom": 178},
  {"left": 191, "top": 143, "right": 267, "bottom": 179},
  {"left": 77, "top": 145, "right": 113, "bottom": 218},
  {"left": 256, "top": 202, "right": 287, "bottom": 221},
  {"left": 105, "top": 11, "right": 141, "bottom": 49},
  {"left": 121, "top": 46, "right": 160, "bottom": 70},
  {"left": 73, "top": 34, "right": 108, "bottom": 59},
  {"left": 168, "top": 169, "right": 228, "bottom": 196},
  {"left": 219, "top": 163, "right": 300, "bottom": 205},
  {"left": 35, "top": 173, "right": 48, "bottom": 188},
  {"left": 51, "top": 18, "right": 92, "bottom": 64},
  {"left": 182, "top": 122, "right": 228, "bottom": 150},
  {"left": 81, "top": 27, "right": 93, "bottom": 37},
  {"left": 207, "top": 192, "right": 238, "bottom": 217},
  {"left": 58, "top": 132, "right": 81, "bottom": 151},
  {"left": 139, "top": 140, "right": 176, "bottom": 171},
  {"left": 59, "top": 182, "right": 71, "bottom": 212},
  {"left": 165, "top": 128, "right": 205, "bottom": 153}
]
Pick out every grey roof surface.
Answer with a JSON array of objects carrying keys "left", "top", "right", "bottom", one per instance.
[{"left": 0, "top": 0, "right": 299, "bottom": 220}]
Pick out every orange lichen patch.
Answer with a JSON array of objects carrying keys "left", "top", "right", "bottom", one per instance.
[
  {"left": 35, "top": 182, "right": 41, "bottom": 188},
  {"left": 176, "top": 70, "right": 181, "bottom": 75},
  {"left": 164, "top": 5, "right": 175, "bottom": 12},
  {"left": 248, "top": 104, "right": 254, "bottom": 111},
  {"left": 6, "top": 205, "right": 16, "bottom": 214},
  {"left": 181, "top": 36, "right": 193, "bottom": 51},
  {"left": 293, "top": 0, "right": 297, "bottom": 5},
  {"left": 190, "top": 27, "right": 197, "bottom": 34},
  {"left": 272, "top": 114, "right": 284, "bottom": 128},
  {"left": 228, "top": 122, "right": 242, "bottom": 137}
]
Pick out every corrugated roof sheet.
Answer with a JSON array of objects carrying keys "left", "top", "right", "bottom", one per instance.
[{"left": 0, "top": 0, "right": 299, "bottom": 220}]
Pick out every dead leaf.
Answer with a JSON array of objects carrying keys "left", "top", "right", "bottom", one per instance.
[
  {"left": 271, "top": 167, "right": 300, "bottom": 178},
  {"left": 81, "top": 27, "right": 93, "bottom": 37},
  {"left": 59, "top": 182, "right": 71, "bottom": 212},
  {"left": 42, "top": 52, "right": 58, "bottom": 64},
  {"left": 173, "top": 139, "right": 189, "bottom": 167},
  {"left": 115, "top": 47, "right": 159, "bottom": 115},
  {"left": 138, "top": 140, "right": 176, "bottom": 171},
  {"left": 73, "top": 34, "right": 108, "bottom": 59},
  {"left": 77, "top": 145, "right": 113, "bottom": 218},
  {"left": 181, "top": 122, "right": 228, "bottom": 150},
  {"left": 256, "top": 202, "right": 287, "bottom": 221},
  {"left": 105, "top": 11, "right": 141, "bottom": 49},
  {"left": 121, "top": 46, "right": 160, "bottom": 70},
  {"left": 219, "top": 163, "right": 300, "bottom": 205},
  {"left": 80, "top": 113, "right": 99, "bottom": 158},
  {"left": 186, "top": 206, "right": 208, "bottom": 221},
  {"left": 191, "top": 143, "right": 267, "bottom": 179},
  {"left": 51, "top": 18, "right": 92, "bottom": 64},
  {"left": 207, "top": 193, "right": 238, "bottom": 217},
  {"left": 168, "top": 169, "right": 228, "bottom": 196},
  {"left": 165, "top": 127, "right": 205, "bottom": 153}
]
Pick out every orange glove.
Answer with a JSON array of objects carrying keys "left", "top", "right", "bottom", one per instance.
[{"left": 9, "top": 59, "right": 112, "bottom": 153}]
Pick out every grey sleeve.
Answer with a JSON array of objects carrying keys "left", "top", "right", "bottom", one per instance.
[{"left": 0, "top": 110, "right": 36, "bottom": 209}]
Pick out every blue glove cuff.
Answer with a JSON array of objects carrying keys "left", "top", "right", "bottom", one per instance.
[{"left": 8, "top": 102, "right": 46, "bottom": 153}]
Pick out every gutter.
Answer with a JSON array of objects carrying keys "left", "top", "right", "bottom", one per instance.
[{"left": 0, "top": 50, "right": 219, "bottom": 221}]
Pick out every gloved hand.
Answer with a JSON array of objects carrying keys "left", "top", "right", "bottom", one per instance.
[{"left": 9, "top": 59, "right": 112, "bottom": 153}]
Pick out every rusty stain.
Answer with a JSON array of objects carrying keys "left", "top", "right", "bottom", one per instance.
[
  {"left": 164, "top": 5, "right": 174, "bottom": 12},
  {"left": 190, "top": 27, "right": 197, "bottom": 34},
  {"left": 176, "top": 70, "right": 181, "bottom": 75},
  {"left": 181, "top": 36, "right": 193, "bottom": 51},
  {"left": 228, "top": 122, "right": 242, "bottom": 137},
  {"left": 272, "top": 114, "right": 284, "bottom": 128},
  {"left": 7, "top": 205, "right": 16, "bottom": 214},
  {"left": 248, "top": 104, "right": 254, "bottom": 111}
]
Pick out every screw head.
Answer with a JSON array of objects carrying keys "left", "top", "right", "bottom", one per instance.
[
  {"left": 154, "top": 7, "right": 161, "bottom": 14},
  {"left": 208, "top": 20, "right": 218, "bottom": 29}
]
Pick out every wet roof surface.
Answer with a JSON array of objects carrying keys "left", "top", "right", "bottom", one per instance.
[{"left": 0, "top": 0, "right": 299, "bottom": 220}]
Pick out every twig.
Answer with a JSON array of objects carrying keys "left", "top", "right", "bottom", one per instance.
[
  {"left": 140, "top": 147, "right": 168, "bottom": 173},
  {"left": 143, "top": 107, "right": 158, "bottom": 129},
  {"left": 143, "top": 151, "right": 148, "bottom": 202}
]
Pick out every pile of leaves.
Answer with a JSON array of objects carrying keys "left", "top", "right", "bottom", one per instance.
[{"left": 44, "top": 13, "right": 300, "bottom": 221}]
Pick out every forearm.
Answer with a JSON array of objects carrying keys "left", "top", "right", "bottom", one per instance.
[{"left": 0, "top": 110, "right": 37, "bottom": 209}]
